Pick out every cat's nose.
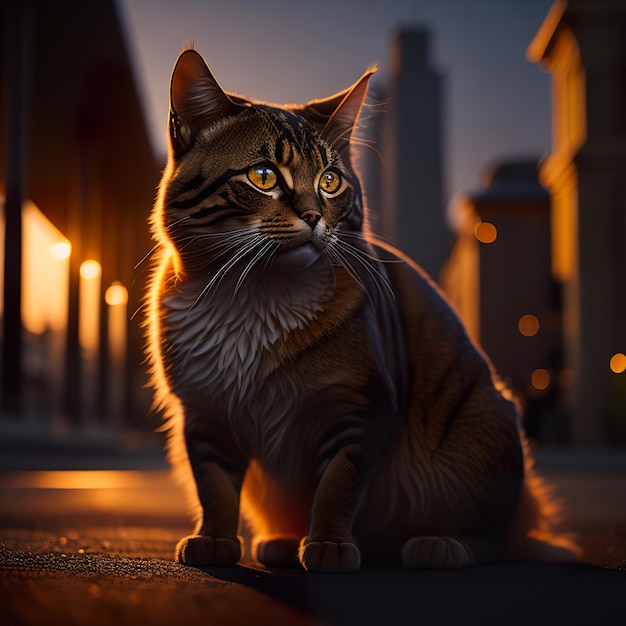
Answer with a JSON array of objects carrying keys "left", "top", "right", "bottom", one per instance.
[{"left": 300, "top": 209, "right": 322, "bottom": 229}]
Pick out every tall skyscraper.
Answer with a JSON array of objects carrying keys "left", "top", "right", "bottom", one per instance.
[{"left": 362, "top": 29, "right": 449, "bottom": 282}]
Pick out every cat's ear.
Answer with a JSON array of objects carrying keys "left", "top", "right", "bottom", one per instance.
[
  {"left": 301, "top": 68, "right": 375, "bottom": 157},
  {"left": 168, "top": 49, "right": 247, "bottom": 154}
]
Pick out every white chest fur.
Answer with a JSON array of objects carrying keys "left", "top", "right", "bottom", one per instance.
[{"left": 162, "top": 263, "right": 335, "bottom": 415}]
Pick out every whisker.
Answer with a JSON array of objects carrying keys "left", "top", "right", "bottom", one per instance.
[
  {"left": 136, "top": 215, "right": 193, "bottom": 274},
  {"left": 327, "top": 125, "right": 353, "bottom": 154},
  {"left": 134, "top": 244, "right": 158, "bottom": 272},
  {"left": 325, "top": 243, "right": 375, "bottom": 309},
  {"left": 340, "top": 232, "right": 404, "bottom": 264},
  {"left": 177, "top": 227, "right": 253, "bottom": 251},
  {"left": 175, "top": 228, "right": 259, "bottom": 271},
  {"left": 232, "top": 239, "right": 279, "bottom": 298},
  {"left": 189, "top": 233, "right": 266, "bottom": 310},
  {"left": 337, "top": 239, "right": 394, "bottom": 298},
  {"left": 351, "top": 135, "right": 383, "bottom": 163},
  {"left": 327, "top": 234, "right": 396, "bottom": 308}
]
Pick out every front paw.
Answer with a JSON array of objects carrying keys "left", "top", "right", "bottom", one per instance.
[
  {"left": 175, "top": 535, "right": 241, "bottom": 566},
  {"left": 401, "top": 536, "right": 470, "bottom": 569},
  {"left": 254, "top": 536, "right": 301, "bottom": 567},
  {"left": 299, "top": 537, "right": 361, "bottom": 572}
]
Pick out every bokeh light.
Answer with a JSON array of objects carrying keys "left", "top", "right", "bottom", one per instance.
[
  {"left": 105, "top": 282, "right": 128, "bottom": 306},
  {"left": 609, "top": 353, "right": 626, "bottom": 374},
  {"left": 50, "top": 241, "right": 72, "bottom": 260},
  {"left": 518, "top": 314, "right": 540, "bottom": 337},
  {"left": 80, "top": 260, "right": 101, "bottom": 280},
  {"left": 531, "top": 368, "right": 551, "bottom": 391},
  {"left": 474, "top": 221, "right": 497, "bottom": 244}
]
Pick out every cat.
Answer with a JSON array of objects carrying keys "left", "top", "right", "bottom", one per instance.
[{"left": 145, "top": 47, "right": 579, "bottom": 572}]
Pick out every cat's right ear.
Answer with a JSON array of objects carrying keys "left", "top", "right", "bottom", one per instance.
[
  {"left": 300, "top": 68, "right": 375, "bottom": 160},
  {"left": 168, "top": 49, "right": 247, "bottom": 155}
]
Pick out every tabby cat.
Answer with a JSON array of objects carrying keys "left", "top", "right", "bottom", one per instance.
[{"left": 146, "top": 48, "right": 578, "bottom": 572}]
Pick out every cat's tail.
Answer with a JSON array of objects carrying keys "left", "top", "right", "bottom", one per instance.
[{"left": 505, "top": 447, "right": 581, "bottom": 563}]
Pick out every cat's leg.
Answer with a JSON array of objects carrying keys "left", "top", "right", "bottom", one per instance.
[
  {"left": 241, "top": 461, "right": 310, "bottom": 567},
  {"left": 298, "top": 446, "right": 365, "bottom": 573},
  {"left": 175, "top": 407, "right": 247, "bottom": 566}
]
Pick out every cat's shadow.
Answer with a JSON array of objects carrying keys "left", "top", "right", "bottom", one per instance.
[{"left": 199, "top": 561, "right": 623, "bottom": 625}]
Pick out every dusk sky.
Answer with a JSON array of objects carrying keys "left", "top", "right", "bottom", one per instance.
[{"left": 118, "top": 0, "right": 554, "bottom": 221}]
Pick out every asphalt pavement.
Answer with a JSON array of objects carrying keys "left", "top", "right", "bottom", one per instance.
[{"left": 0, "top": 434, "right": 624, "bottom": 625}]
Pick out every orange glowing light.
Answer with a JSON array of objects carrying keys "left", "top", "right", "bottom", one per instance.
[
  {"left": 106, "top": 281, "right": 128, "bottom": 419},
  {"left": 474, "top": 221, "right": 497, "bottom": 244},
  {"left": 518, "top": 314, "right": 540, "bottom": 337},
  {"left": 609, "top": 353, "right": 626, "bottom": 374},
  {"left": 531, "top": 368, "right": 551, "bottom": 391},
  {"left": 80, "top": 259, "right": 101, "bottom": 280},
  {"left": 105, "top": 281, "right": 128, "bottom": 306},
  {"left": 19, "top": 201, "right": 70, "bottom": 334},
  {"left": 2, "top": 470, "right": 149, "bottom": 490},
  {"left": 79, "top": 260, "right": 102, "bottom": 357},
  {"left": 50, "top": 241, "right": 72, "bottom": 260}
]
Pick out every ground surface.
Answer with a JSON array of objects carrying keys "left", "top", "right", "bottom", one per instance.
[{"left": 0, "top": 440, "right": 624, "bottom": 625}]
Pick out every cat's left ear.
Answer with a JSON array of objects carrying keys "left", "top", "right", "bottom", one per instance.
[
  {"left": 168, "top": 49, "right": 248, "bottom": 155},
  {"left": 301, "top": 68, "right": 375, "bottom": 157}
]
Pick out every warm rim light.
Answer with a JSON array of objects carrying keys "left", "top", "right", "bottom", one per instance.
[
  {"left": 518, "top": 314, "right": 540, "bottom": 337},
  {"left": 610, "top": 353, "right": 626, "bottom": 374},
  {"left": 80, "top": 259, "right": 101, "bottom": 280},
  {"left": 105, "top": 281, "right": 128, "bottom": 306},
  {"left": 50, "top": 241, "right": 72, "bottom": 260},
  {"left": 474, "top": 221, "right": 498, "bottom": 244},
  {"left": 531, "top": 368, "right": 551, "bottom": 391}
]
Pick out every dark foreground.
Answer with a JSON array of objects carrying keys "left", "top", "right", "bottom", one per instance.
[{"left": 0, "top": 443, "right": 624, "bottom": 626}]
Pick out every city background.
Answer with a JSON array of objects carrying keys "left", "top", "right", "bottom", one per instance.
[
  {"left": 1, "top": 0, "right": 624, "bottom": 448},
  {"left": 0, "top": 2, "right": 625, "bottom": 623}
]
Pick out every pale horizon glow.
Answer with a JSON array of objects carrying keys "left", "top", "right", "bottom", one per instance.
[{"left": 118, "top": 0, "right": 554, "bottom": 208}]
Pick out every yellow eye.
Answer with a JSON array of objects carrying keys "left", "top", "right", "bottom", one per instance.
[
  {"left": 248, "top": 166, "right": 278, "bottom": 191},
  {"left": 319, "top": 170, "right": 342, "bottom": 195}
]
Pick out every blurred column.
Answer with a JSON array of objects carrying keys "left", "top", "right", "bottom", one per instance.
[
  {"left": 105, "top": 281, "right": 128, "bottom": 429},
  {"left": 48, "top": 239, "right": 72, "bottom": 424},
  {"left": 528, "top": 0, "right": 626, "bottom": 444},
  {"left": 64, "top": 134, "right": 88, "bottom": 428},
  {"left": 79, "top": 259, "right": 101, "bottom": 425},
  {"left": 1, "top": 0, "right": 31, "bottom": 415}
]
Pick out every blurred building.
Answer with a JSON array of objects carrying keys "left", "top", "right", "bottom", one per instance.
[
  {"left": 527, "top": 0, "right": 626, "bottom": 444},
  {"left": 442, "top": 160, "right": 568, "bottom": 441},
  {"left": 363, "top": 29, "right": 450, "bottom": 283},
  {"left": 445, "top": 0, "right": 626, "bottom": 445},
  {"left": 0, "top": 0, "right": 160, "bottom": 434}
]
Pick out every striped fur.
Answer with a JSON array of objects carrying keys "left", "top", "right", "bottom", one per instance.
[{"left": 145, "top": 48, "right": 579, "bottom": 572}]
